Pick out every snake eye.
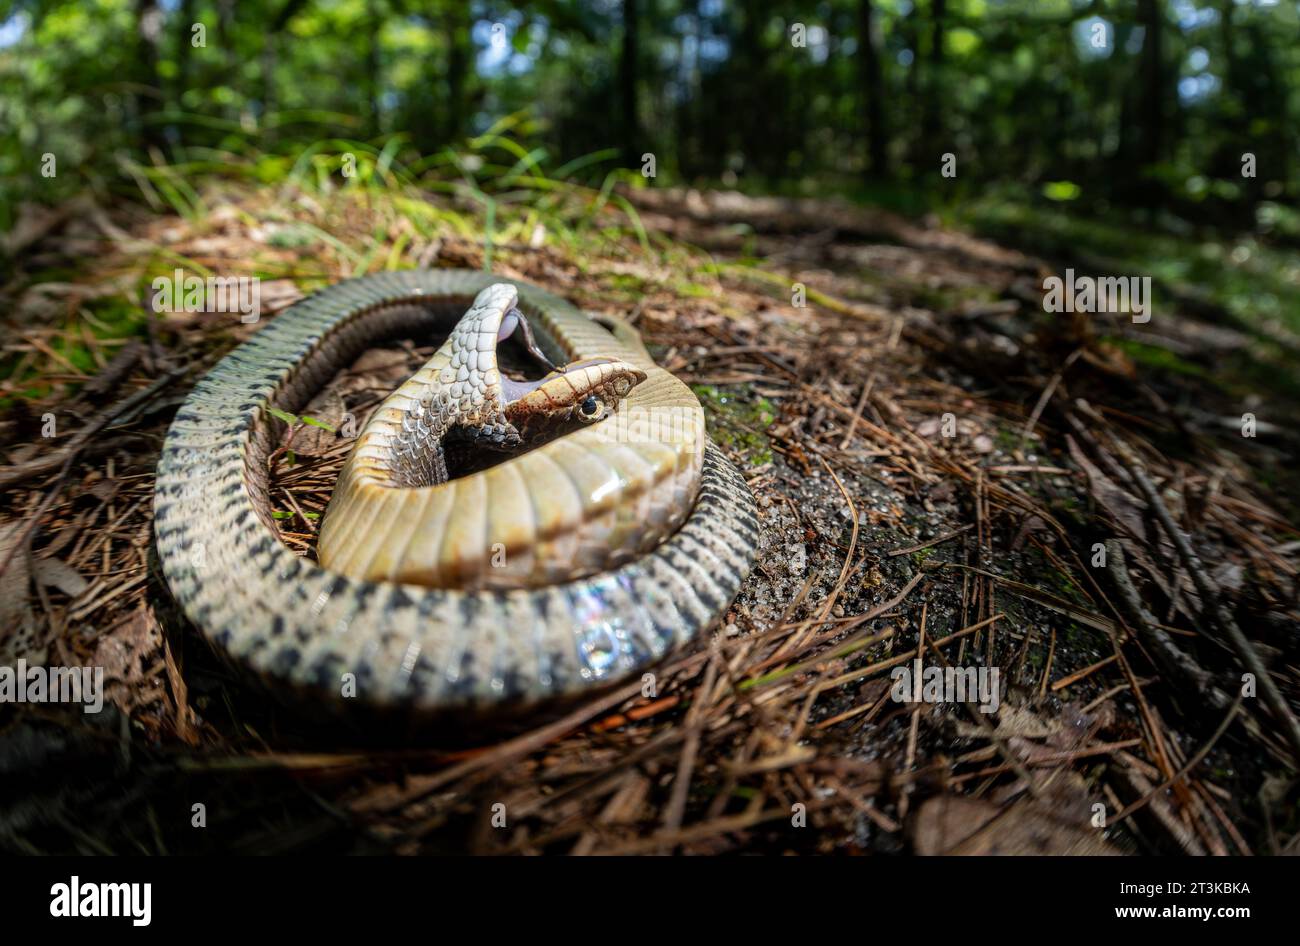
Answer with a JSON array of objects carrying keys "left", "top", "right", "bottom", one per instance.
[{"left": 579, "top": 396, "right": 601, "bottom": 419}]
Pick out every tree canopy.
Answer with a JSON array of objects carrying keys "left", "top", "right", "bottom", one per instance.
[{"left": 0, "top": 0, "right": 1296, "bottom": 232}]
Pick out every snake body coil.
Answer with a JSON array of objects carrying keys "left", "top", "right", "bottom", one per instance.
[{"left": 155, "top": 270, "right": 758, "bottom": 713}]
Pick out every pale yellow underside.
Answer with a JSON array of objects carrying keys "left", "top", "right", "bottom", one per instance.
[{"left": 316, "top": 304, "right": 705, "bottom": 590}]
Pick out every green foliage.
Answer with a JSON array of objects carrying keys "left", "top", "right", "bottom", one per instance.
[
  {"left": 691, "top": 383, "right": 776, "bottom": 465},
  {"left": 267, "top": 407, "right": 336, "bottom": 433},
  {"left": 1, "top": 0, "right": 1297, "bottom": 231},
  {"left": 960, "top": 191, "right": 1300, "bottom": 338}
]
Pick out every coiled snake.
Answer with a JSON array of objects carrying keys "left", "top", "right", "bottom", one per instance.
[{"left": 155, "top": 270, "right": 758, "bottom": 713}]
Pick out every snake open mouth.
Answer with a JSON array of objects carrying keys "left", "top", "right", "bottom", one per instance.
[
  {"left": 438, "top": 286, "right": 649, "bottom": 480},
  {"left": 313, "top": 280, "right": 690, "bottom": 591}
]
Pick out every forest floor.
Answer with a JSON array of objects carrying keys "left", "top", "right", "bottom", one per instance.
[{"left": 2, "top": 169, "right": 1299, "bottom": 854}]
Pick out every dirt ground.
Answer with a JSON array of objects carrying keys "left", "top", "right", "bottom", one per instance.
[{"left": 2, "top": 183, "right": 1298, "bottom": 854}]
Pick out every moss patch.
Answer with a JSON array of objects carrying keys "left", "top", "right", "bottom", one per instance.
[{"left": 691, "top": 383, "right": 776, "bottom": 465}]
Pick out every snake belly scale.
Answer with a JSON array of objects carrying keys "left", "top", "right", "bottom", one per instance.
[{"left": 154, "top": 269, "right": 758, "bottom": 713}]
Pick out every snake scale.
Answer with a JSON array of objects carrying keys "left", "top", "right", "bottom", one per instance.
[{"left": 155, "top": 269, "right": 758, "bottom": 714}]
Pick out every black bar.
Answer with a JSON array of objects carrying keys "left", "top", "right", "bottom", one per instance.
[{"left": 2, "top": 856, "right": 1287, "bottom": 932}]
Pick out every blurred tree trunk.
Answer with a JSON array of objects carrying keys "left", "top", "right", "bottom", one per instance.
[
  {"left": 620, "top": 0, "right": 640, "bottom": 163},
  {"left": 674, "top": 0, "right": 702, "bottom": 177},
  {"left": 175, "top": 0, "right": 193, "bottom": 94},
  {"left": 918, "top": 0, "right": 945, "bottom": 169},
  {"left": 261, "top": 37, "right": 277, "bottom": 141},
  {"left": 1216, "top": 0, "right": 1283, "bottom": 204},
  {"left": 215, "top": 0, "right": 236, "bottom": 106},
  {"left": 134, "top": 0, "right": 165, "bottom": 153},
  {"left": 1113, "top": 20, "right": 1136, "bottom": 173},
  {"left": 1242, "top": 19, "right": 1286, "bottom": 206},
  {"left": 1137, "top": 0, "right": 1165, "bottom": 170},
  {"left": 1218, "top": 0, "right": 1238, "bottom": 97},
  {"left": 900, "top": 6, "right": 920, "bottom": 175},
  {"left": 367, "top": 13, "right": 383, "bottom": 138},
  {"left": 172, "top": 0, "right": 195, "bottom": 147},
  {"left": 260, "top": 2, "right": 311, "bottom": 147},
  {"left": 733, "top": 1, "right": 774, "bottom": 178},
  {"left": 857, "top": 0, "right": 888, "bottom": 179},
  {"left": 444, "top": 3, "right": 470, "bottom": 143}
]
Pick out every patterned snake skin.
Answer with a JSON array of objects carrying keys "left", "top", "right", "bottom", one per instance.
[{"left": 154, "top": 269, "right": 758, "bottom": 713}]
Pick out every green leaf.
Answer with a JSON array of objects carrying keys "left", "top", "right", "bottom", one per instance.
[
  {"left": 1042, "top": 181, "right": 1082, "bottom": 202},
  {"left": 299, "top": 415, "right": 336, "bottom": 432}
]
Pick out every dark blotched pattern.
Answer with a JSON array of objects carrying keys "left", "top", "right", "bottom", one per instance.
[{"left": 155, "top": 270, "right": 757, "bottom": 712}]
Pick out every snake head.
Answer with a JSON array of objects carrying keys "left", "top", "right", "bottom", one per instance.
[
  {"left": 502, "top": 358, "right": 647, "bottom": 442},
  {"left": 451, "top": 283, "right": 647, "bottom": 448}
]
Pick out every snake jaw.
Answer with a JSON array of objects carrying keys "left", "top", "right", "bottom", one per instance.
[
  {"left": 498, "top": 304, "right": 556, "bottom": 372},
  {"left": 505, "top": 358, "right": 647, "bottom": 425},
  {"left": 423, "top": 283, "right": 649, "bottom": 454}
]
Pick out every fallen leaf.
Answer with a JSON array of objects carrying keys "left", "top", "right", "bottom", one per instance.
[
  {"left": 912, "top": 789, "right": 1121, "bottom": 855},
  {"left": 33, "top": 556, "right": 89, "bottom": 598},
  {"left": 0, "top": 521, "right": 43, "bottom": 664},
  {"left": 92, "top": 605, "right": 164, "bottom": 714}
]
